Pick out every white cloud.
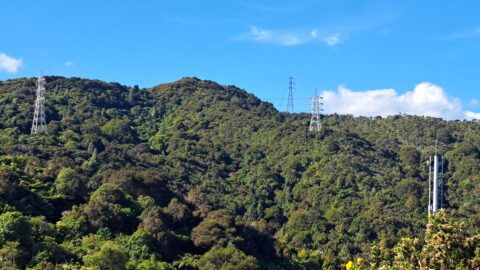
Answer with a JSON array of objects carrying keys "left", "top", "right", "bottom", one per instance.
[
  {"left": 237, "top": 26, "right": 341, "bottom": 47},
  {"left": 464, "top": 111, "right": 480, "bottom": 120},
  {"left": 321, "top": 82, "right": 478, "bottom": 120},
  {"left": 0, "top": 53, "right": 22, "bottom": 73},
  {"left": 65, "top": 61, "right": 75, "bottom": 67},
  {"left": 324, "top": 34, "right": 340, "bottom": 47},
  {"left": 237, "top": 26, "right": 302, "bottom": 46}
]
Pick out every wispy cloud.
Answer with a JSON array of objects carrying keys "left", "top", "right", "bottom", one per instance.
[
  {"left": 65, "top": 61, "right": 75, "bottom": 67},
  {"left": 0, "top": 53, "right": 22, "bottom": 73},
  {"left": 440, "top": 26, "right": 480, "bottom": 40},
  {"left": 312, "top": 29, "right": 341, "bottom": 47},
  {"left": 324, "top": 34, "right": 341, "bottom": 47},
  {"left": 236, "top": 26, "right": 303, "bottom": 46},
  {"left": 236, "top": 26, "right": 341, "bottom": 47},
  {"left": 321, "top": 82, "right": 479, "bottom": 120},
  {"left": 233, "top": 4, "right": 397, "bottom": 47}
]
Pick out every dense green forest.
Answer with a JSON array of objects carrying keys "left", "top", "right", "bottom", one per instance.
[{"left": 0, "top": 76, "right": 479, "bottom": 269}]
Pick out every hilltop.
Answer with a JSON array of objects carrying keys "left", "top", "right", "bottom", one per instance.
[{"left": 0, "top": 76, "right": 479, "bottom": 269}]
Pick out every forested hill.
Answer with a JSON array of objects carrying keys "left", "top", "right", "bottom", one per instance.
[{"left": 0, "top": 76, "right": 479, "bottom": 269}]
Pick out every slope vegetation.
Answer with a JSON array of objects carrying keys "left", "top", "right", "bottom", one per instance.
[{"left": 0, "top": 76, "right": 479, "bottom": 269}]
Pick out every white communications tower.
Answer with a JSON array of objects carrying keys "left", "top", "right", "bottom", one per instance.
[{"left": 428, "top": 154, "right": 445, "bottom": 216}]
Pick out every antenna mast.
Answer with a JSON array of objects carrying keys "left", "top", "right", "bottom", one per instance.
[
  {"left": 286, "top": 76, "right": 294, "bottom": 113},
  {"left": 31, "top": 73, "right": 48, "bottom": 135},
  {"left": 428, "top": 153, "right": 445, "bottom": 216},
  {"left": 309, "top": 89, "right": 323, "bottom": 132}
]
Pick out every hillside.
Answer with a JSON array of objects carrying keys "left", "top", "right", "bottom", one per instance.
[{"left": 0, "top": 76, "right": 479, "bottom": 269}]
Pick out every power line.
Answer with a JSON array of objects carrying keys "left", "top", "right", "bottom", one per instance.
[{"left": 266, "top": 97, "right": 312, "bottom": 101}]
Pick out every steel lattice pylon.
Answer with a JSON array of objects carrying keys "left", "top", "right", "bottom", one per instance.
[
  {"left": 286, "top": 76, "right": 294, "bottom": 113},
  {"left": 309, "top": 90, "right": 323, "bottom": 132},
  {"left": 31, "top": 75, "right": 48, "bottom": 135}
]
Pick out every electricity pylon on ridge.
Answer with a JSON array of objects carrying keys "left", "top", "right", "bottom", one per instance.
[
  {"left": 31, "top": 73, "right": 48, "bottom": 135},
  {"left": 286, "top": 76, "right": 295, "bottom": 113},
  {"left": 309, "top": 89, "right": 323, "bottom": 132}
]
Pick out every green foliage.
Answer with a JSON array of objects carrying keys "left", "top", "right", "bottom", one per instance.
[
  {"left": 84, "top": 183, "right": 140, "bottom": 233},
  {"left": 83, "top": 241, "right": 129, "bottom": 270},
  {"left": 101, "top": 119, "right": 137, "bottom": 143},
  {"left": 365, "top": 210, "right": 480, "bottom": 269},
  {"left": 31, "top": 236, "right": 67, "bottom": 266},
  {"left": 54, "top": 167, "right": 86, "bottom": 200},
  {"left": 191, "top": 209, "right": 240, "bottom": 250},
  {"left": 420, "top": 210, "right": 480, "bottom": 269},
  {"left": 0, "top": 212, "right": 33, "bottom": 268},
  {"left": 129, "top": 255, "right": 174, "bottom": 270},
  {"left": 0, "top": 241, "right": 23, "bottom": 269},
  {"left": 279, "top": 209, "right": 328, "bottom": 250},
  {"left": 56, "top": 206, "right": 90, "bottom": 240},
  {"left": 292, "top": 249, "right": 324, "bottom": 269},
  {"left": 196, "top": 245, "right": 260, "bottom": 270},
  {"left": 1, "top": 76, "right": 480, "bottom": 268},
  {"left": 126, "top": 229, "right": 156, "bottom": 262}
]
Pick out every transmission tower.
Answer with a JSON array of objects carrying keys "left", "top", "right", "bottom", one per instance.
[
  {"left": 286, "top": 76, "right": 295, "bottom": 113},
  {"left": 31, "top": 74, "right": 48, "bottom": 135},
  {"left": 309, "top": 90, "right": 323, "bottom": 132}
]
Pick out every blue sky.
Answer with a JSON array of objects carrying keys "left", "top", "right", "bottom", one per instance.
[{"left": 1, "top": 0, "right": 480, "bottom": 119}]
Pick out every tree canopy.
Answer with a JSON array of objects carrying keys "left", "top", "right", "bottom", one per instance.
[{"left": 0, "top": 76, "right": 479, "bottom": 269}]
